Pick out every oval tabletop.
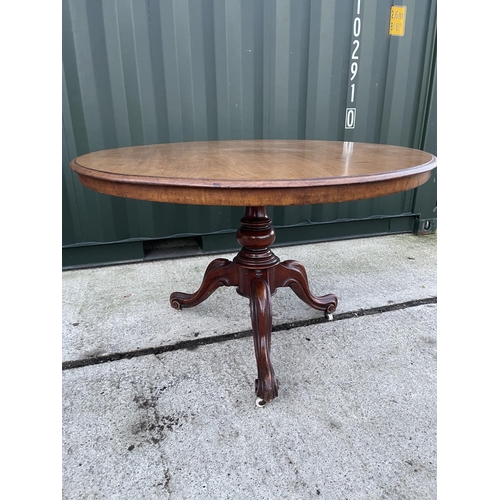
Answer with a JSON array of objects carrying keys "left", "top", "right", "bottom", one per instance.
[{"left": 69, "top": 140, "right": 436, "bottom": 206}]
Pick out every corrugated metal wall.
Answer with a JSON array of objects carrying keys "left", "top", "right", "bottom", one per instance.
[{"left": 63, "top": 0, "right": 437, "bottom": 260}]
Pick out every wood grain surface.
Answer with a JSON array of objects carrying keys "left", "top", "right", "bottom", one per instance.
[{"left": 69, "top": 140, "right": 436, "bottom": 206}]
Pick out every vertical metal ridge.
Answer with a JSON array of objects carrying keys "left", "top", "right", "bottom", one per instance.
[
  {"left": 213, "top": 0, "right": 229, "bottom": 139},
  {"left": 159, "top": 0, "right": 181, "bottom": 143},
  {"left": 413, "top": 0, "right": 437, "bottom": 151},
  {"left": 174, "top": 0, "right": 196, "bottom": 142},
  {"left": 102, "top": 0, "right": 132, "bottom": 147},
  {"left": 114, "top": 0, "right": 143, "bottom": 146},
  {"left": 241, "top": 0, "right": 263, "bottom": 139},
  {"left": 188, "top": 0, "right": 208, "bottom": 140},
  {"left": 262, "top": 0, "right": 272, "bottom": 138},
  {"left": 200, "top": 0, "right": 219, "bottom": 141},
  {"left": 131, "top": 0, "right": 161, "bottom": 145},
  {"left": 85, "top": 0, "right": 116, "bottom": 149},
  {"left": 271, "top": 0, "right": 289, "bottom": 139},
  {"left": 315, "top": 0, "right": 336, "bottom": 140},
  {"left": 293, "top": 0, "right": 311, "bottom": 140},
  {"left": 145, "top": 0, "right": 169, "bottom": 144},
  {"left": 225, "top": 0, "right": 243, "bottom": 139}
]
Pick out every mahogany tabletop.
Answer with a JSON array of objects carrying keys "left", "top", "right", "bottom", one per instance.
[{"left": 70, "top": 140, "right": 437, "bottom": 206}]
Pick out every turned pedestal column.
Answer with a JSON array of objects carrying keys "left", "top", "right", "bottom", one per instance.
[{"left": 170, "top": 206, "right": 338, "bottom": 404}]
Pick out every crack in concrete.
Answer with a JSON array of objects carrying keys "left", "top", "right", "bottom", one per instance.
[
  {"left": 62, "top": 297, "right": 436, "bottom": 370},
  {"left": 154, "top": 353, "right": 167, "bottom": 366}
]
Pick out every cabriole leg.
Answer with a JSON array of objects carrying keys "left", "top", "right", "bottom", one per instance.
[
  {"left": 274, "top": 260, "right": 338, "bottom": 318},
  {"left": 249, "top": 276, "right": 279, "bottom": 404},
  {"left": 170, "top": 258, "right": 238, "bottom": 310}
]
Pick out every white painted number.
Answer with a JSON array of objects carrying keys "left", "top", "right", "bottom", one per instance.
[
  {"left": 346, "top": 1, "right": 362, "bottom": 129},
  {"left": 353, "top": 17, "right": 361, "bottom": 37},
  {"left": 351, "top": 40, "right": 360, "bottom": 59},
  {"left": 345, "top": 108, "right": 356, "bottom": 129},
  {"left": 350, "top": 62, "right": 358, "bottom": 80}
]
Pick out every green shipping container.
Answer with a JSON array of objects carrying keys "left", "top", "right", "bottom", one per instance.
[{"left": 62, "top": 0, "right": 437, "bottom": 269}]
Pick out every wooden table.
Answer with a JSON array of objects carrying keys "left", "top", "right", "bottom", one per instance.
[{"left": 70, "top": 140, "right": 437, "bottom": 405}]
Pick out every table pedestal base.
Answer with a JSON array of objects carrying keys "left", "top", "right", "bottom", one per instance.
[{"left": 170, "top": 206, "right": 338, "bottom": 404}]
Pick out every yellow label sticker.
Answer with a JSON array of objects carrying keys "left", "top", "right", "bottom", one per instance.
[{"left": 389, "top": 6, "right": 406, "bottom": 36}]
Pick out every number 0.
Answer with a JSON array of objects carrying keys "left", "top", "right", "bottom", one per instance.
[
  {"left": 345, "top": 108, "right": 356, "bottom": 129},
  {"left": 353, "top": 17, "right": 361, "bottom": 37}
]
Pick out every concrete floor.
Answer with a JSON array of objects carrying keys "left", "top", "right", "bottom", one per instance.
[{"left": 62, "top": 233, "right": 437, "bottom": 500}]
